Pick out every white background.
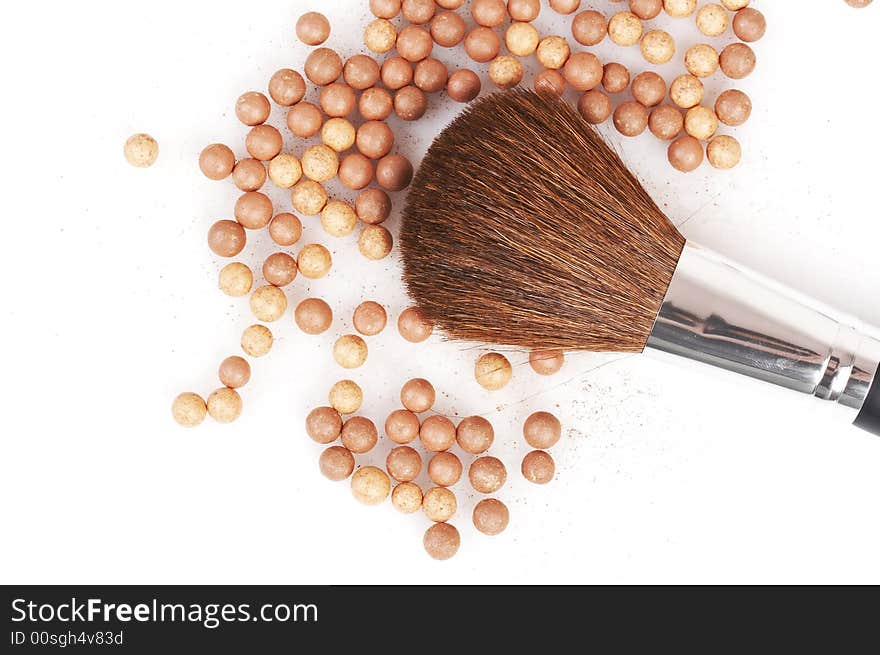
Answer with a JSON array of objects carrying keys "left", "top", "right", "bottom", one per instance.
[{"left": 2, "top": 0, "right": 879, "bottom": 585}]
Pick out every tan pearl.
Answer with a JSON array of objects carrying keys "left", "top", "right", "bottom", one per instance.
[
  {"left": 456, "top": 416, "right": 495, "bottom": 454},
  {"left": 319, "top": 446, "right": 355, "bottom": 481},
  {"left": 420, "top": 416, "right": 456, "bottom": 452},
  {"left": 472, "top": 498, "right": 509, "bottom": 535},
  {"left": 199, "top": 144, "right": 235, "bottom": 180},
  {"left": 295, "top": 298, "right": 333, "bottom": 335},
  {"left": 218, "top": 356, "right": 251, "bottom": 389},
  {"left": 262, "top": 252, "right": 297, "bottom": 287},
  {"left": 344, "top": 55, "right": 380, "bottom": 91},
  {"left": 232, "top": 158, "right": 266, "bottom": 192},
  {"left": 236, "top": 92, "right": 271, "bottom": 126},
  {"left": 667, "top": 135, "right": 704, "bottom": 172},
  {"left": 268, "top": 69, "right": 306, "bottom": 106},
  {"left": 529, "top": 349, "right": 565, "bottom": 375},
  {"left": 521, "top": 450, "right": 555, "bottom": 484},
  {"left": 353, "top": 301, "right": 387, "bottom": 336},
  {"left": 413, "top": 57, "right": 449, "bottom": 93},
  {"left": 469, "top": 456, "right": 507, "bottom": 493},
  {"left": 400, "top": 378, "right": 435, "bottom": 413},
  {"left": 423, "top": 523, "right": 460, "bottom": 560},
  {"left": 269, "top": 213, "right": 302, "bottom": 247}
]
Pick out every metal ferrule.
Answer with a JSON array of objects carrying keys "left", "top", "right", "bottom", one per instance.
[{"left": 645, "top": 243, "right": 880, "bottom": 425}]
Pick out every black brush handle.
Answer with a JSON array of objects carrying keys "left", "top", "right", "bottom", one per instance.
[{"left": 854, "top": 378, "right": 880, "bottom": 435}]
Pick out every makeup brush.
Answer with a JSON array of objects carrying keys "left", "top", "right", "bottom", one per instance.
[{"left": 400, "top": 89, "right": 880, "bottom": 436}]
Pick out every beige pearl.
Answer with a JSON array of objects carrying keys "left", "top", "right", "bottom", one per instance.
[
  {"left": 670, "top": 74, "right": 704, "bottom": 108},
  {"left": 172, "top": 392, "right": 207, "bottom": 427},
  {"left": 250, "top": 285, "right": 288, "bottom": 322},
  {"left": 333, "top": 334, "right": 368, "bottom": 368},
  {"left": 489, "top": 55, "right": 524, "bottom": 88},
  {"left": 707, "top": 135, "right": 742, "bottom": 169},
  {"left": 364, "top": 19, "right": 397, "bottom": 53},
  {"left": 475, "top": 352, "right": 512, "bottom": 390},
  {"left": 351, "top": 466, "right": 391, "bottom": 505},
  {"left": 608, "top": 12, "right": 643, "bottom": 47},
  {"left": 358, "top": 225, "right": 393, "bottom": 260},
  {"left": 685, "top": 105, "right": 719, "bottom": 140},
  {"left": 321, "top": 118, "right": 357, "bottom": 152},
  {"left": 422, "top": 487, "right": 457, "bottom": 522},
  {"left": 696, "top": 4, "right": 728, "bottom": 36},
  {"left": 124, "top": 133, "right": 159, "bottom": 168},
  {"left": 301, "top": 145, "right": 339, "bottom": 183},
  {"left": 721, "top": 0, "right": 750, "bottom": 9},
  {"left": 291, "top": 180, "right": 328, "bottom": 215},
  {"left": 218, "top": 262, "right": 253, "bottom": 297},
  {"left": 536, "top": 36, "right": 570, "bottom": 70},
  {"left": 241, "top": 324, "right": 273, "bottom": 357},
  {"left": 297, "top": 244, "right": 333, "bottom": 279},
  {"left": 664, "top": 0, "right": 697, "bottom": 17},
  {"left": 267, "top": 154, "right": 302, "bottom": 189},
  {"left": 321, "top": 200, "right": 358, "bottom": 237},
  {"left": 640, "top": 30, "right": 675, "bottom": 64},
  {"left": 391, "top": 482, "right": 423, "bottom": 513},
  {"left": 685, "top": 44, "right": 719, "bottom": 78},
  {"left": 206, "top": 388, "right": 242, "bottom": 424},
  {"left": 505, "top": 22, "right": 540, "bottom": 57},
  {"left": 329, "top": 379, "right": 363, "bottom": 414}
]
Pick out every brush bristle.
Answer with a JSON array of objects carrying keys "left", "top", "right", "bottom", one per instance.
[{"left": 400, "top": 89, "right": 685, "bottom": 353}]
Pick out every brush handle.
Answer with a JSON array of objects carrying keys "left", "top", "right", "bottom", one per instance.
[{"left": 645, "top": 243, "right": 880, "bottom": 435}]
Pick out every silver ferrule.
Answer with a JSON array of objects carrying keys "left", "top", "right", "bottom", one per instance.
[{"left": 646, "top": 243, "right": 880, "bottom": 425}]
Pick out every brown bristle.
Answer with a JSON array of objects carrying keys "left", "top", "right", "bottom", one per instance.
[{"left": 400, "top": 89, "right": 685, "bottom": 352}]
